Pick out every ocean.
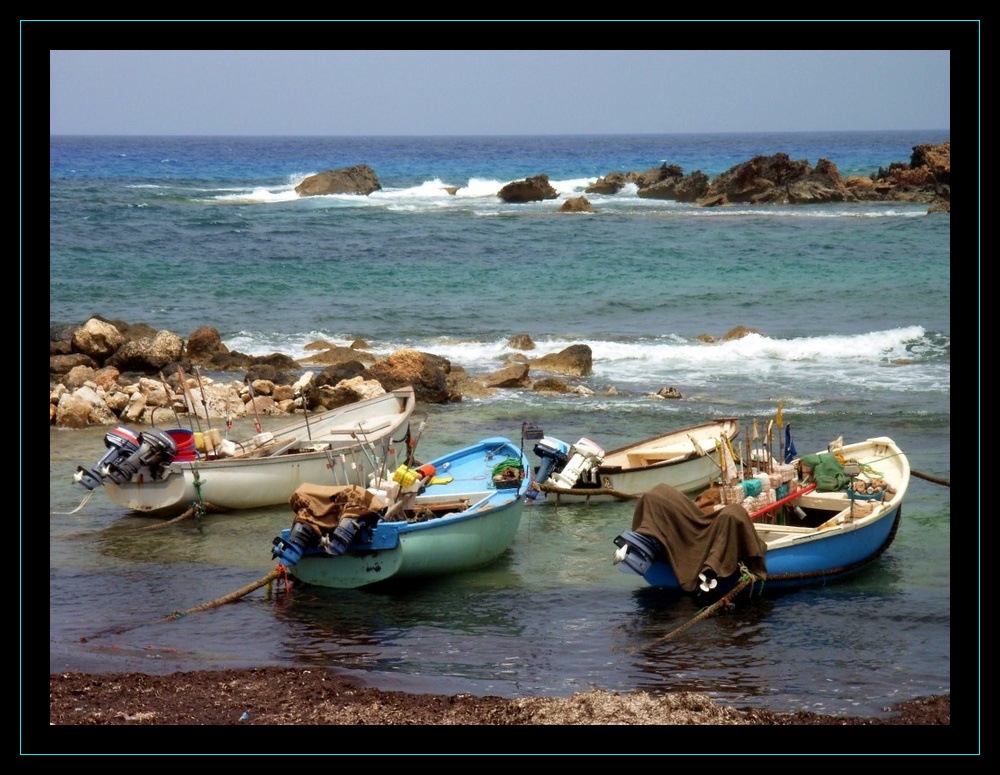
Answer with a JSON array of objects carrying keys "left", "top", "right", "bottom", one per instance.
[{"left": 48, "top": 132, "right": 952, "bottom": 719}]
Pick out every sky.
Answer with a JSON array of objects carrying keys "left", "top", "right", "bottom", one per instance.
[{"left": 40, "top": 36, "right": 960, "bottom": 137}]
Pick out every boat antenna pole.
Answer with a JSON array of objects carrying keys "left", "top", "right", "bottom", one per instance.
[
  {"left": 158, "top": 371, "right": 183, "bottom": 427},
  {"left": 245, "top": 376, "right": 263, "bottom": 434}
]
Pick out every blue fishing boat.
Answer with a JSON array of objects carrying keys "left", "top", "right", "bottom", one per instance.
[
  {"left": 270, "top": 436, "right": 531, "bottom": 588},
  {"left": 612, "top": 436, "right": 910, "bottom": 597}
]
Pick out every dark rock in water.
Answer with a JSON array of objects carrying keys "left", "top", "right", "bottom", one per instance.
[
  {"left": 295, "top": 164, "right": 381, "bottom": 196},
  {"left": 498, "top": 174, "right": 559, "bottom": 203}
]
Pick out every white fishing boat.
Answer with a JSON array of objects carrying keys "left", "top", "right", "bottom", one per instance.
[
  {"left": 528, "top": 418, "right": 740, "bottom": 504},
  {"left": 73, "top": 386, "right": 417, "bottom": 516}
]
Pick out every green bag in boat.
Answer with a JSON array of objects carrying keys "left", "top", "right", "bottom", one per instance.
[{"left": 799, "top": 452, "right": 851, "bottom": 492}]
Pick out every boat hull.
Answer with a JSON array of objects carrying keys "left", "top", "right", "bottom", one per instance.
[
  {"left": 96, "top": 387, "right": 415, "bottom": 516},
  {"left": 281, "top": 437, "right": 530, "bottom": 589}
]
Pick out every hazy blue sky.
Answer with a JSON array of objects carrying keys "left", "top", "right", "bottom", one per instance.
[{"left": 48, "top": 48, "right": 952, "bottom": 136}]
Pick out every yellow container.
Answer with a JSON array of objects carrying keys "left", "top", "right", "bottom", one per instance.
[{"left": 392, "top": 465, "right": 420, "bottom": 490}]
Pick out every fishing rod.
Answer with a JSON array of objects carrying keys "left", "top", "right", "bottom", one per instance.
[
  {"left": 176, "top": 366, "right": 204, "bottom": 434},
  {"left": 193, "top": 366, "right": 214, "bottom": 434},
  {"left": 158, "top": 371, "right": 183, "bottom": 427},
  {"left": 244, "top": 376, "right": 263, "bottom": 434},
  {"left": 292, "top": 372, "right": 314, "bottom": 441},
  {"left": 406, "top": 416, "right": 427, "bottom": 467}
]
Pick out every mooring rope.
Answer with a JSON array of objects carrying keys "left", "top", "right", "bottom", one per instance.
[
  {"left": 164, "top": 566, "right": 289, "bottom": 621},
  {"left": 119, "top": 501, "right": 227, "bottom": 531},
  {"left": 657, "top": 564, "right": 760, "bottom": 642}
]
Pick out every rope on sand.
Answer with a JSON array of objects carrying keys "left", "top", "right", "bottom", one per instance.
[{"left": 164, "top": 566, "right": 290, "bottom": 621}]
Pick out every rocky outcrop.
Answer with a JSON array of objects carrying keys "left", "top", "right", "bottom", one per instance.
[
  {"left": 559, "top": 196, "right": 596, "bottom": 213},
  {"left": 637, "top": 170, "right": 710, "bottom": 202},
  {"left": 295, "top": 164, "right": 381, "bottom": 197},
  {"left": 497, "top": 174, "right": 559, "bottom": 203},
  {"left": 587, "top": 141, "right": 950, "bottom": 212},
  {"left": 696, "top": 154, "right": 856, "bottom": 206},
  {"left": 362, "top": 348, "right": 453, "bottom": 404},
  {"left": 529, "top": 344, "right": 593, "bottom": 377}
]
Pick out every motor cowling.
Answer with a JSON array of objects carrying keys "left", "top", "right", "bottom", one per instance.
[
  {"left": 546, "top": 437, "right": 605, "bottom": 489},
  {"left": 533, "top": 436, "right": 571, "bottom": 484},
  {"left": 271, "top": 522, "right": 319, "bottom": 566},
  {"left": 103, "top": 428, "right": 178, "bottom": 485},
  {"left": 612, "top": 531, "right": 663, "bottom": 577},
  {"left": 74, "top": 426, "right": 141, "bottom": 490}
]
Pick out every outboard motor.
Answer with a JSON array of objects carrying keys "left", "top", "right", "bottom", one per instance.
[
  {"left": 546, "top": 437, "right": 605, "bottom": 489},
  {"left": 74, "top": 426, "right": 141, "bottom": 491},
  {"left": 103, "top": 428, "right": 178, "bottom": 485},
  {"left": 612, "top": 531, "right": 663, "bottom": 577},
  {"left": 271, "top": 522, "right": 320, "bottom": 567},
  {"left": 532, "top": 436, "right": 571, "bottom": 485}
]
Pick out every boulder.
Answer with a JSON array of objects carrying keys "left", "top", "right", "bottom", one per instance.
[
  {"left": 186, "top": 326, "right": 229, "bottom": 362},
  {"left": 497, "top": 174, "right": 559, "bottom": 203},
  {"left": 530, "top": 344, "right": 593, "bottom": 377},
  {"left": 295, "top": 164, "right": 381, "bottom": 197},
  {"left": 72, "top": 317, "right": 125, "bottom": 360},
  {"left": 363, "top": 348, "right": 452, "bottom": 404},
  {"left": 105, "top": 330, "right": 184, "bottom": 372},
  {"left": 476, "top": 362, "right": 531, "bottom": 389},
  {"left": 559, "top": 196, "right": 596, "bottom": 213}
]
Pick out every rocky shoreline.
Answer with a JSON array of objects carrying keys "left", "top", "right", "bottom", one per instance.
[{"left": 50, "top": 316, "right": 713, "bottom": 429}]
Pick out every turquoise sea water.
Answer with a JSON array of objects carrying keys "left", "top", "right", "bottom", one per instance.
[{"left": 47, "top": 132, "right": 953, "bottom": 723}]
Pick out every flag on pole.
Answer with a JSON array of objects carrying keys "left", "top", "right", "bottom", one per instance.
[
  {"left": 775, "top": 402, "right": 784, "bottom": 429},
  {"left": 784, "top": 423, "right": 798, "bottom": 464}
]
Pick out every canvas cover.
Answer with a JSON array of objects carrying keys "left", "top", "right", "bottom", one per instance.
[
  {"left": 630, "top": 483, "right": 768, "bottom": 592},
  {"left": 288, "top": 484, "right": 387, "bottom": 534}
]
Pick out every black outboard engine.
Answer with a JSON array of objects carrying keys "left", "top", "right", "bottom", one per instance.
[
  {"left": 612, "top": 531, "right": 663, "bottom": 577},
  {"left": 271, "top": 522, "right": 320, "bottom": 567},
  {"left": 74, "top": 426, "right": 141, "bottom": 491},
  {"left": 103, "top": 428, "right": 179, "bottom": 485}
]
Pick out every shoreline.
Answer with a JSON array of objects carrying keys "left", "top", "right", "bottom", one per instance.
[{"left": 47, "top": 666, "right": 950, "bottom": 729}]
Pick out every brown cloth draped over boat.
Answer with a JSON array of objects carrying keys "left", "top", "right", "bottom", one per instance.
[
  {"left": 631, "top": 483, "right": 768, "bottom": 592},
  {"left": 288, "top": 484, "right": 387, "bottom": 534}
]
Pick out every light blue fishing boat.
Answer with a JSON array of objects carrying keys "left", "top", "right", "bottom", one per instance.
[{"left": 271, "top": 436, "right": 531, "bottom": 589}]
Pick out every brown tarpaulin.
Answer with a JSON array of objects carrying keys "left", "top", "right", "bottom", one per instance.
[
  {"left": 631, "top": 484, "right": 767, "bottom": 592},
  {"left": 288, "top": 484, "right": 387, "bottom": 535}
]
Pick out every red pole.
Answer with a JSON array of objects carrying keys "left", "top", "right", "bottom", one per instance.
[{"left": 749, "top": 482, "right": 817, "bottom": 520}]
